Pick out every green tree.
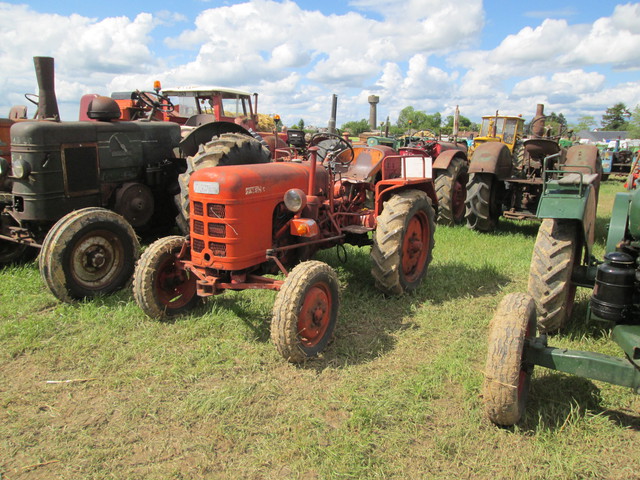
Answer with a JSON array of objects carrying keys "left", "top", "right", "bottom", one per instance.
[
  {"left": 628, "top": 105, "right": 640, "bottom": 138},
  {"left": 574, "top": 115, "right": 597, "bottom": 132},
  {"left": 293, "top": 118, "right": 305, "bottom": 130},
  {"left": 341, "top": 119, "right": 370, "bottom": 136},
  {"left": 602, "top": 103, "right": 631, "bottom": 130},
  {"left": 396, "top": 106, "right": 442, "bottom": 133}
]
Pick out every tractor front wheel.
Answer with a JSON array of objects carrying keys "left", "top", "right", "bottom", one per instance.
[
  {"left": 133, "top": 235, "right": 201, "bottom": 319},
  {"left": 483, "top": 292, "right": 537, "bottom": 426},
  {"left": 271, "top": 260, "right": 340, "bottom": 363},
  {"left": 465, "top": 173, "right": 501, "bottom": 232},
  {"left": 434, "top": 157, "right": 468, "bottom": 225},
  {"left": 528, "top": 219, "right": 580, "bottom": 332},
  {"left": 39, "top": 208, "right": 139, "bottom": 303},
  {"left": 0, "top": 240, "right": 34, "bottom": 265},
  {"left": 371, "top": 190, "right": 435, "bottom": 295}
]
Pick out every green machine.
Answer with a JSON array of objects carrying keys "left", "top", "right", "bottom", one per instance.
[{"left": 482, "top": 157, "right": 640, "bottom": 426}]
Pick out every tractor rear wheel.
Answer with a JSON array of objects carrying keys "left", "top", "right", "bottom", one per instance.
[
  {"left": 40, "top": 208, "right": 139, "bottom": 303},
  {"left": 484, "top": 292, "right": 536, "bottom": 426},
  {"left": 528, "top": 219, "right": 580, "bottom": 332},
  {"left": 133, "top": 235, "right": 201, "bottom": 319},
  {"left": 371, "top": 190, "right": 435, "bottom": 295},
  {"left": 175, "top": 132, "right": 270, "bottom": 233},
  {"left": 434, "top": 157, "right": 468, "bottom": 225},
  {"left": 271, "top": 260, "right": 340, "bottom": 363},
  {"left": 465, "top": 173, "right": 501, "bottom": 232}
]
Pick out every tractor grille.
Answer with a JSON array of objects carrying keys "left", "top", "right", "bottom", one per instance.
[
  {"left": 208, "top": 203, "right": 225, "bottom": 218},
  {"left": 192, "top": 238, "right": 204, "bottom": 253},
  {"left": 208, "top": 223, "right": 226, "bottom": 238},
  {"left": 193, "top": 201, "right": 204, "bottom": 216},
  {"left": 209, "top": 242, "right": 226, "bottom": 257},
  {"left": 193, "top": 220, "right": 204, "bottom": 235}
]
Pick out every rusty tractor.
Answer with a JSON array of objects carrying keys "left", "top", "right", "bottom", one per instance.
[
  {"left": 133, "top": 133, "right": 437, "bottom": 362},
  {"left": 465, "top": 105, "right": 601, "bottom": 232},
  {"left": 366, "top": 133, "right": 469, "bottom": 225},
  {"left": 0, "top": 57, "right": 272, "bottom": 303}
]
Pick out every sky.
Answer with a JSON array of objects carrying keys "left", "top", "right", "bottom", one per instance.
[{"left": 1, "top": 0, "right": 639, "bottom": 129}]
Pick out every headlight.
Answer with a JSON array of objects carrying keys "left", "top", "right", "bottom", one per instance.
[
  {"left": 11, "top": 159, "right": 31, "bottom": 179},
  {"left": 284, "top": 188, "right": 307, "bottom": 212}
]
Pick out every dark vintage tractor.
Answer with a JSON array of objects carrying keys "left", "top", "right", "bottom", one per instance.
[
  {"left": 0, "top": 57, "right": 272, "bottom": 303},
  {"left": 366, "top": 132, "right": 468, "bottom": 225},
  {"left": 133, "top": 134, "right": 437, "bottom": 362},
  {"left": 483, "top": 163, "right": 640, "bottom": 426},
  {"left": 465, "top": 105, "right": 601, "bottom": 232}
]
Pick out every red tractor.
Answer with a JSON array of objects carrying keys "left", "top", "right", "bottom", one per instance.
[{"left": 133, "top": 133, "right": 437, "bottom": 362}]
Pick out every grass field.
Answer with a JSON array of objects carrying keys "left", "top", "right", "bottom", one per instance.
[{"left": 1, "top": 179, "right": 639, "bottom": 479}]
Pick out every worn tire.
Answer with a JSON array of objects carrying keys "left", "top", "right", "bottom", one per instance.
[
  {"left": 434, "top": 157, "right": 468, "bottom": 225},
  {"left": 271, "top": 260, "right": 340, "bottom": 363},
  {"left": 484, "top": 292, "right": 536, "bottom": 426},
  {"left": 40, "top": 208, "right": 139, "bottom": 303},
  {"left": 371, "top": 189, "right": 436, "bottom": 295},
  {"left": 465, "top": 173, "right": 501, "bottom": 232},
  {"left": 175, "top": 133, "right": 270, "bottom": 234},
  {"left": 528, "top": 219, "right": 580, "bottom": 333},
  {"left": 133, "top": 235, "right": 201, "bottom": 319}
]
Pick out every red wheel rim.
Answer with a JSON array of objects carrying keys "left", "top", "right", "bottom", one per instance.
[
  {"left": 402, "top": 211, "right": 430, "bottom": 282},
  {"left": 154, "top": 255, "right": 197, "bottom": 309},
  {"left": 297, "top": 283, "right": 332, "bottom": 347},
  {"left": 452, "top": 177, "right": 467, "bottom": 221}
]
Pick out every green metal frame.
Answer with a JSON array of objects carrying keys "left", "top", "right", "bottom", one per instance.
[{"left": 525, "top": 325, "right": 640, "bottom": 393}]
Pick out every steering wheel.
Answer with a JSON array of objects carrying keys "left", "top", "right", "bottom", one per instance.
[
  {"left": 309, "top": 132, "right": 354, "bottom": 165},
  {"left": 24, "top": 93, "right": 39, "bottom": 106},
  {"left": 135, "top": 91, "right": 175, "bottom": 113}
]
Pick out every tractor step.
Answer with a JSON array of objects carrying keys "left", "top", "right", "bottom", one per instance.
[{"left": 341, "top": 225, "right": 373, "bottom": 234}]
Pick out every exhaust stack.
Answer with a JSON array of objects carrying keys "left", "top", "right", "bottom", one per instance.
[{"left": 34, "top": 56, "right": 60, "bottom": 121}]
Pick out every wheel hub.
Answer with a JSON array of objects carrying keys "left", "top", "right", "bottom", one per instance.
[{"left": 298, "top": 285, "right": 331, "bottom": 346}]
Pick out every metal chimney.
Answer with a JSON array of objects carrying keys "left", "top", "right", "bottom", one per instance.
[
  {"left": 328, "top": 94, "right": 337, "bottom": 134},
  {"left": 33, "top": 56, "right": 60, "bottom": 121}
]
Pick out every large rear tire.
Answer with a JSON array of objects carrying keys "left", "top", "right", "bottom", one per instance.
[
  {"left": 465, "top": 173, "right": 501, "bottom": 232},
  {"left": 40, "top": 208, "right": 139, "bottom": 303},
  {"left": 133, "top": 235, "right": 201, "bottom": 319},
  {"left": 271, "top": 261, "right": 340, "bottom": 363},
  {"left": 528, "top": 219, "right": 580, "bottom": 333},
  {"left": 434, "top": 157, "right": 468, "bottom": 225},
  {"left": 371, "top": 189, "right": 436, "bottom": 295},
  {"left": 484, "top": 292, "right": 536, "bottom": 426},
  {"left": 175, "top": 133, "right": 270, "bottom": 233}
]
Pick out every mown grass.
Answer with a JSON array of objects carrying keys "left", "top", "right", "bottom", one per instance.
[{"left": 1, "top": 178, "right": 639, "bottom": 479}]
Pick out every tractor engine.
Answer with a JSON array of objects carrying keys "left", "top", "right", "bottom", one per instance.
[{"left": 188, "top": 161, "right": 330, "bottom": 273}]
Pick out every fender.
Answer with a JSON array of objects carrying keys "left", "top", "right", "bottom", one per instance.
[
  {"left": 375, "top": 182, "right": 438, "bottom": 217},
  {"left": 179, "top": 121, "right": 249, "bottom": 157},
  {"left": 468, "top": 142, "right": 512, "bottom": 179},
  {"left": 432, "top": 149, "right": 467, "bottom": 171}
]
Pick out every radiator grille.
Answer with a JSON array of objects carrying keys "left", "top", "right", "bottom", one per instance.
[
  {"left": 209, "top": 242, "right": 226, "bottom": 257},
  {"left": 192, "top": 238, "right": 204, "bottom": 253},
  {"left": 193, "top": 201, "right": 204, "bottom": 216},
  {"left": 208, "top": 223, "right": 226, "bottom": 237},
  {"left": 193, "top": 220, "right": 204, "bottom": 235},
  {"left": 207, "top": 203, "right": 225, "bottom": 218}
]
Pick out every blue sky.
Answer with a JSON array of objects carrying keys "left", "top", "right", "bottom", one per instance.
[{"left": 1, "top": 1, "right": 639, "bottom": 128}]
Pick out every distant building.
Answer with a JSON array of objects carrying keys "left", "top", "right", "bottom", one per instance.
[{"left": 577, "top": 130, "right": 629, "bottom": 144}]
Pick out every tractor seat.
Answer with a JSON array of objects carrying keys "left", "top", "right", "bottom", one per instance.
[
  {"left": 342, "top": 146, "right": 390, "bottom": 182},
  {"left": 557, "top": 173, "right": 599, "bottom": 185}
]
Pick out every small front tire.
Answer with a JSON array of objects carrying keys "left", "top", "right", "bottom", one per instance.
[
  {"left": 133, "top": 235, "right": 201, "bottom": 319},
  {"left": 271, "top": 261, "right": 340, "bottom": 363},
  {"left": 483, "top": 292, "right": 537, "bottom": 426}
]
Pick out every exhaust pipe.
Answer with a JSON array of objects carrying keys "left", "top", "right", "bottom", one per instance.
[{"left": 34, "top": 56, "right": 60, "bottom": 121}]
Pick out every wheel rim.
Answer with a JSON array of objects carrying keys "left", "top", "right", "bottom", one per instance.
[
  {"left": 154, "top": 255, "right": 197, "bottom": 309},
  {"left": 402, "top": 211, "right": 430, "bottom": 282},
  {"left": 297, "top": 283, "right": 332, "bottom": 347},
  {"left": 452, "top": 176, "right": 467, "bottom": 222},
  {"left": 69, "top": 229, "right": 123, "bottom": 290}
]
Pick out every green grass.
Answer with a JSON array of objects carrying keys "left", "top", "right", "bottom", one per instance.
[{"left": 1, "top": 178, "right": 639, "bottom": 479}]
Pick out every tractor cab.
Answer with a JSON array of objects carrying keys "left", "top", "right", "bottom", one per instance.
[{"left": 471, "top": 115, "right": 524, "bottom": 155}]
